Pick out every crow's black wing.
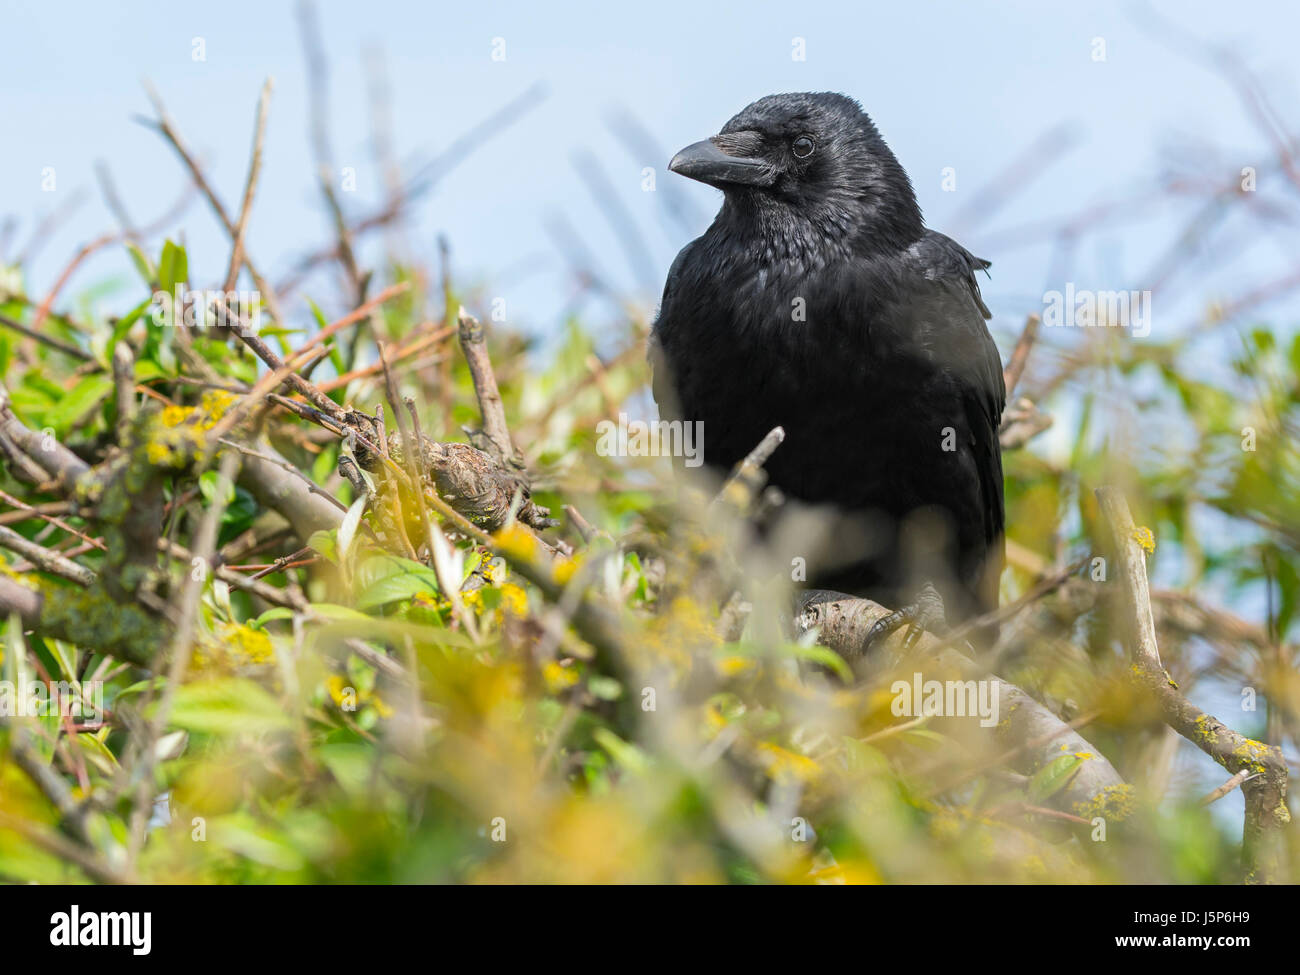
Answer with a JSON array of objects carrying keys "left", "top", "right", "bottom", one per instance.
[
  {"left": 647, "top": 242, "right": 695, "bottom": 424},
  {"left": 902, "top": 231, "right": 1005, "bottom": 612}
]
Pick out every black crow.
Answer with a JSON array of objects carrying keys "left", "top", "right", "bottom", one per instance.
[{"left": 649, "top": 92, "right": 1004, "bottom": 645}]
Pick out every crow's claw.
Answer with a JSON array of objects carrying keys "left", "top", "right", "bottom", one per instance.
[{"left": 864, "top": 583, "right": 947, "bottom": 653}]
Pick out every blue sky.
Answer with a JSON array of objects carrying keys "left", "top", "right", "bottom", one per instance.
[{"left": 4, "top": 0, "right": 1300, "bottom": 350}]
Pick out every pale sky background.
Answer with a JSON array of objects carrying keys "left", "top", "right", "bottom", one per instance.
[
  {"left": 4, "top": 0, "right": 1299, "bottom": 823},
  {"left": 4, "top": 0, "right": 1300, "bottom": 343}
]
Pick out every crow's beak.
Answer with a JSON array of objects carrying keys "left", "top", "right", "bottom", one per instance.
[{"left": 668, "top": 136, "right": 774, "bottom": 189}]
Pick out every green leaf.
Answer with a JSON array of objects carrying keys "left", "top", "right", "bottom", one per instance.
[
  {"left": 158, "top": 239, "right": 188, "bottom": 295},
  {"left": 311, "top": 444, "right": 339, "bottom": 487},
  {"left": 354, "top": 554, "right": 442, "bottom": 611},
  {"left": 308, "top": 603, "right": 375, "bottom": 624},
  {"left": 592, "top": 728, "right": 648, "bottom": 773},
  {"left": 315, "top": 743, "right": 372, "bottom": 795},
  {"left": 210, "top": 815, "right": 305, "bottom": 872},
  {"left": 216, "top": 486, "right": 259, "bottom": 546},
  {"left": 108, "top": 297, "right": 152, "bottom": 361},
  {"left": 116, "top": 676, "right": 167, "bottom": 699},
  {"left": 337, "top": 496, "right": 367, "bottom": 569},
  {"left": 308, "top": 529, "right": 338, "bottom": 565},
  {"left": 134, "top": 359, "right": 166, "bottom": 382},
  {"left": 787, "top": 643, "right": 854, "bottom": 683},
  {"left": 306, "top": 296, "right": 347, "bottom": 375},
  {"left": 901, "top": 728, "right": 950, "bottom": 749},
  {"left": 199, "top": 469, "right": 236, "bottom": 506},
  {"left": 1028, "top": 754, "right": 1084, "bottom": 801},
  {"left": 124, "top": 241, "right": 155, "bottom": 285},
  {"left": 587, "top": 676, "right": 622, "bottom": 701},
  {"left": 164, "top": 678, "right": 292, "bottom": 736},
  {"left": 250, "top": 607, "right": 294, "bottom": 629},
  {"left": 45, "top": 373, "right": 113, "bottom": 432}
]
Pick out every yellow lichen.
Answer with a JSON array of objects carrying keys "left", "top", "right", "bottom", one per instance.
[
  {"left": 715, "top": 655, "right": 755, "bottom": 677},
  {"left": 552, "top": 556, "right": 579, "bottom": 585},
  {"left": 754, "top": 741, "right": 821, "bottom": 784},
  {"left": 160, "top": 404, "right": 192, "bottom": 427},
  {"left": 1072, "top": 783, "right": 1136, "bottom": 822},
  {"left": 1131, "top": 526, "right": 1155, "bottom": 554},
  {"left": 497, "top": 582, "right": 528, "bottom": 619},
  {"left": 542, "top": 660, "right": 579, "bottom": 693},
  {"left": 493, "top": 523, "right": 538, "bottom": 562},
  {"left": 479, "top": 558, "right": 503, "bottom": 585},
  {"left": 1194, "top": 714, "right": 1219, "bottom": 746},
  {"left": 215, "top": 622, "right": 274, "bottom": 665},
  {"left": 145, "top": 441, "right": 174, "bottom": 465},
  {"left": 192, "top": 622, "right": 276, "bottom": 673},
  {"left": 1231, "top": 737, "right": 1271, "bottom": 774}
]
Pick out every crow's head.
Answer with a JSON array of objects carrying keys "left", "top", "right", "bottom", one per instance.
[{"left": 669, "top": 92, "right": 923, "bottom": 251}]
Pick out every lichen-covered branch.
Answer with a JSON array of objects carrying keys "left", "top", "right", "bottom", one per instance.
[
  {"left": 795, "top": 589, "right": 1133, "bottom": 827},
  {"left": 1096, "top": 486, "right": 1291, "bottom": 883},
  {"left": 0, "top": 573, "right": 166, "bottom": 668}
]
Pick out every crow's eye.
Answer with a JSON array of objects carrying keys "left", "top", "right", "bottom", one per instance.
[{"left": 792, "top": 135, "right": 816, "bottom": 159}]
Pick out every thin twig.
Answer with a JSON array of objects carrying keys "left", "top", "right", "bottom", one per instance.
[
  {"left": 0, "top": 312, "right": 93, "bottom": 362},
  {"left": 713, "top": 426, "right": 784, "bottom": 510},
  {"left": 1002, "top": 313, "right": 1040, "bottom": 397},
  {"left": 223, "top": 78, "right": 274, "bottom": 294},
  {"left": 1200, "top": 769, "right": 1259, "bottom": 806},
  {"left": 458, "top": 308, "right": 521, "bottom": 468},
  {"left": 140, "top": 82, "right": 287, "bottom": 329},
  {"left": 0, "top": 524, "right": 96, "bottom": 585}
]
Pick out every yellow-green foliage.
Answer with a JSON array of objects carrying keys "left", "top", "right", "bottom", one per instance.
[{"left": 2, "top": 219, "right": 1297, "bottom": 888}]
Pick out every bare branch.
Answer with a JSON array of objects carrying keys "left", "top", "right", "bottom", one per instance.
[
  {"left": 223, "top": 77, "right": 274, "bottom": 295},
  {"left": 713, "top": 426, "right": 784, "bottom": 510},
  {"left": 795, "top": 588, "right": 1130, "bottom": 823},
  {"left": 0, "top": 524, "right": 97, "bottom": 586},
  {"left": 457, "top": 308, "right": 523, "bottom": 469},
  {"left": 1097, "top": 486, "right": 1290, "bottom": 883},
  {"left": 1002, "top": 313, "right": 1040, "bottom": 397}
]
